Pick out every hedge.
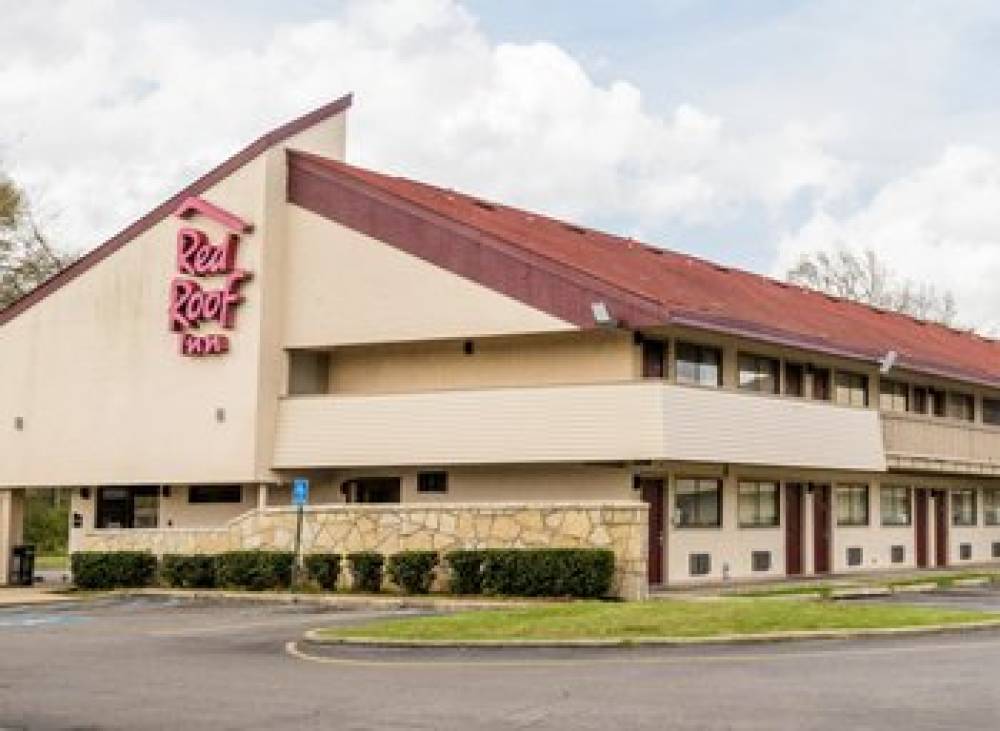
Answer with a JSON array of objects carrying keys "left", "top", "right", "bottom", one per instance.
[
  {"left": 215, "top": 551, "right": 294, "bottom": 591},
  {"left": 304, "top": 553, "right": 342, "bottom": 591},
  {"left": 71, "top": 551, "right": 157, "bottom": 589},
  {"left": 161, "top": 555, "right": 217, "bottom": 589},
  {"left": 445, "top": 548, "right": 615, "bottom": 598},
  {"left": 347, "top": 552, "right": 384, "bottom": 593},
  {"left": 444, "top": 550, "right": 485, "bottom": 595},
  {"left": 387, "top": 551, "right": 438, "bottom": 594}
]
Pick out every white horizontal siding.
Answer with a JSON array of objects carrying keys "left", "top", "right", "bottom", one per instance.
[{"left": 272, "top": 382, "right": 886, "bottom": 471}]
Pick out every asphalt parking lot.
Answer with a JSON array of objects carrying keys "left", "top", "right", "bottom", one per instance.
[{"left": 2, "top": 595, "right": 1000, "bottom": 730}]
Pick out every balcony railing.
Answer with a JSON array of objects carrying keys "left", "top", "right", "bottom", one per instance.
[
  {"left": 881, "top": 412, "right": 1000, "bottom": 476},
  {"left": 272, "top": 382, "right": 886, "bottom": 471}
]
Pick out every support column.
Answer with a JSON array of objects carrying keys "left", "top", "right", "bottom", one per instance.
[
  {"left": 257, "top": 484, "right": 269, "bottom": 511},
  {"left": 0, "top": 489, "right": 25, "bottom": 586}
]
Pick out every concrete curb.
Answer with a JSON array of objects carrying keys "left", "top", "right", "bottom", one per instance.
[
  {"left": 302, "top": 619, "right": 1000, "bottom": 649},
  {"left": 112, "top": 588, "right": 550, "bottom": 612}
]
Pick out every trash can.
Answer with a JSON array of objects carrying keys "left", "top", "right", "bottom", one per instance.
[{"left": 11, "top": 545, "right": 35, "bottom": 587}]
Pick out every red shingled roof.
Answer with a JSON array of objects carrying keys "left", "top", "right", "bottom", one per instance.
[{"left": 293, "top": 152, "right": 1000, "bottom": 388}]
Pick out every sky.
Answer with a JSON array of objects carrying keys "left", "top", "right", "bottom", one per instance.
[{"left": 2, "top": 0, "right": 999, "bottom": 332}]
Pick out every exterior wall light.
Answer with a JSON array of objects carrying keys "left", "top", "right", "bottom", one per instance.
[
  {"left": 215, "top": 407, "right": 226, "bottom": 423},
  {"left": 879, "top": 349, "right": 899, "bottom": 374},
  {"left": 13, "top": 416, "right": 24, "bottom": 431},
  {"left": 591, "top": 301, "right": 617, "bottom": 328}
]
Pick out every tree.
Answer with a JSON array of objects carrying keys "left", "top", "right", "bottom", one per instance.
[
  {"left": 0, "top": 174, "right": 70, "bottom": 310},
  {"left": 787, "top": 248, "right": 959, "bottom": 327}
]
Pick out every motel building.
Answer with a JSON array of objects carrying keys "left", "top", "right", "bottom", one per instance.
[{"left": 2, "top": 93, "right": 1000, "bottom": 599}]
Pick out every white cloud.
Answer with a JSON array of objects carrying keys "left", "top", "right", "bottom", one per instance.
[
  {"left": 0, "top": 0, "right": 846, "bottom": 252},
  {"left": 776, "top": 145, "right": 1000, "bottom": 333},
  {"left": 0, "top": 0, "right": 997, "bottom": 336}
]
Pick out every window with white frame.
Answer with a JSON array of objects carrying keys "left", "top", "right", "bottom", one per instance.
[
  {"left": 836, "top": 484, "right": 869, "bottom": 526},
  {"left": 835, "top": 371, "right": 869, "bottom": 407},
  {"left": 952, "top": 489, "right": 977, "bottom": 526},
  {"left": 738, "top": 481, "right": 779, "bottom": 527},
  {"left": 675, "top": 478, "right": 722, "bottom": 528},
  {"left": 880, "top": 486, "right": 912, "bottom": 526}
]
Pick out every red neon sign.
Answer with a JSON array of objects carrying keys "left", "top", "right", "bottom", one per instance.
[{"left": 169, "top": 197, "right": 252, "bottom": 357}]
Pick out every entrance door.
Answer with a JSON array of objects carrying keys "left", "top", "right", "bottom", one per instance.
[
  {"left": 934, "top": 489, "right": 948, "bottom": 567},
  {"left": 640, "top": 479, "right": 665, "bottom": 585},
  {"left": 785, "top": 483, "right": 804, "bottom": 576},
  {"left": 812, "top": 484, "right": 832, "bottom": 574},
  {"left": 915, "top": 488, "right": 929, "bottom": 568}
]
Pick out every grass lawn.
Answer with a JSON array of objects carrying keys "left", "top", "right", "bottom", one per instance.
[
  {"left": 35, "top": 555, "right": 69, "bottom": 571},
  {"left": 318, "top": 599, "right": 1000, "bottom": 642}
]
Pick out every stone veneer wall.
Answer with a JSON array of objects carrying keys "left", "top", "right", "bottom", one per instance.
[{"left": 79, "top": 501, "right": 648, "bottom": 600}]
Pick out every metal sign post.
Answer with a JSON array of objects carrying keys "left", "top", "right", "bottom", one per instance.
[{"left": 290, "top": 478, "right": 309, "bottom": 587}]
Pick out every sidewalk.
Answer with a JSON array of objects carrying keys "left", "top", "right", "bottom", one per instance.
[{"left": 0, "top": 587, "right": 83, "bottom": 608}]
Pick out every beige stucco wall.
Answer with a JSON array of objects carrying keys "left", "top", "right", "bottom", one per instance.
[
  {"left": 266, "top": 464, "right": 634, "bottom": 506},
  {"left": 326, "top": 331, "right": 636, "bottom": 395},
  {"left": 280, "top": 208, "right": 574, "bottom": 349}
]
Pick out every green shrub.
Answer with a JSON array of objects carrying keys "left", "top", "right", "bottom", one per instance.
[
  {"left": 445, "top": 550, "right": 486, "bottom": 595},
  {"left": 304, "top": 553, "right": 342, "bottom": 591},
  {"left": 387, "top": 551, "right": 439, "bottom": 594},
  {"left": 161, "top": 555, "right": 217, "bottom": 589},
  {"left": 71, "top": 551, "right": 157, "bottom": 590},
  {"left": 347, "top": 552, "right": 384, "bottom": 593},
  {"left": 215, "top": 551, "right": 294, "bottom": 591},
  {"left": 443, "top": 549, "right": 614, "bottom": 598}
]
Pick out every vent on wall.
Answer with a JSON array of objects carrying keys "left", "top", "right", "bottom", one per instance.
[
  {"left": 960, "top": 543, "right": 972, "bottom": 561},
  {"left": 846, "top": 547, "right": 863, "bottom": 567},
  {"left": 751, "top": 551, "right": 771, "bottom": 572},
  {"left": 993, "top": 542, "right": 1000, "bottom": 559},
  {"left": 891, "top": 545, "right": 905, "bottom": 564},
  {"left": 689, "top": 553, "right": 711, "bottom": 576}
]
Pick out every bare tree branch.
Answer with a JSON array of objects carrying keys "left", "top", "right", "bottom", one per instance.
[{"left": 787, "top": 247, "right": 962, "bottom": 328}]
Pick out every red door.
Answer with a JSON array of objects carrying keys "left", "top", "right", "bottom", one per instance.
[
  {"left": 915, "top": 488, "right": 929, "bottom": 568},
  {"left": 640, "top": 479, "right": 665, "bottom": 585},
  {"left": 934, "top": 490, "right": 948, "bottom": 567},
  {"left": 785, "top": 483, "right": 804, "bottom": 576},
  {"left": 813, "top": 484, "right": 831, "bottom": 574}
]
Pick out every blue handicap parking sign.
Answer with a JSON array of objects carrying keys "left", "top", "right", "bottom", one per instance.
[{"left": 292, "top": 478, "right": 309, "bottom": 506}]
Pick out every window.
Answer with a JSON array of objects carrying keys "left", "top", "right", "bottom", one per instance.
[
  {"left": 879, "top": 379, "right": 909, "bottom": 412},
  {"left": 641, "top": 339, "right": 666, "bottom": 378},
  {"left": 675, "top": 478, "right": 722, "bottom": 528},
  {"left": 188, "top": 485, "right": 243, "bottom": 504},
  {"left": 811, "top": 367, "right": 831, "bottom": 401},
  {"left": 784, "top": 362, "right": 805, "bottom": 397},
  {"left": 952, "top": 489, "right": 977, "bottom": 526},
  {"left": 946, "top": 392, "right": 975, "bottom": 422},
  {"left": 985, "top": 489, "right": 1000, "bottom": 526},
  {"left": 993, "top": 542, "right": 1000, "bottom": 559},
  {"left": 738, "top": 353, "right": 779, "bottom": 394},
  {"left": 689, "top": 553, "right": 711, "bottom": 576},
  {"left": 835, "top": 371, "right": 869, "bottom": 407},
  {"left": 911, "top": 386, "right": 929, "bottom": 415},
  {"left": 417, "top": 471, "right": 448, "bottom": 494},
  {"left": 738, "top": 481, "right": 779, "bottom": 528},
  {"left": 96, "top": 486, "right": 159, "bottom": 529},
  {"left": 880, "top": 486, "right": 912, "bottom": 526},
  {"left": 984, "top": 398, "right": 1000, "bottom": 427},
  {"left": 846, "top": 547, "right": 863, "bottom": 567},
  {"left": 960, "top": 543, "right": 973, "bottom": 561},
  {"left": 930, "top": 388, "right": 947, "bottom": 417},
  {"left": 836, "top": 484, "right": 869, "bottom": 526},
  {"left": 751, "top": 551, "right": 772, "bottom": 572},
  {"left": 891, "top": 545, "right": 905, "bottom": 564},
  {"left": 675, "top": 342, "right": 722, "bottom": 388}
]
